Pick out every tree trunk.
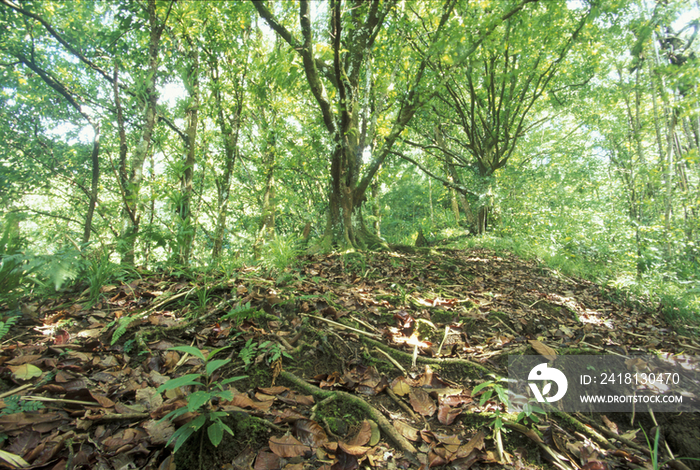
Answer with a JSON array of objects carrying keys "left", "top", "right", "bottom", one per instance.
[
  {"left": 477, "top": 206, "right": 488, "bottom": 235},
  {"left": 254, "top": 0, "right": 456, "bottom": 252},
  {"left": 209, "top": 47, "right": 244, "bottom": 260},
  {"left": 82, "top": 126, "right": 100, "bottom": 244},
  {"left": 211, "top": 106, "right": 241, "bottom": 261},
  {"left": 176, "top": 38, "right": 199, "bottom": 265},
  {"left": 254, "top": 145, "right": 277, "bottom": 258},
  {"left": 118, "top": 0, "right": 167, "bottom": 264}
]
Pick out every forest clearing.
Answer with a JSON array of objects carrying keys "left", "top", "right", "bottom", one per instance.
[{"left": 1, "top": 0, "right": 700, "bottom": 469}]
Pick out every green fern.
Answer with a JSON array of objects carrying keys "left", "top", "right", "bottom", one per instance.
[
  {"left": 220, "top": 302, "right": 265, "bottom": 325},
  {"left": 0, "top": 315, "right": 19, "bottom": 341},
  {"left": 111, "top": 315, "right": 135, "bottom": 345},
  {"left": 0, "top": 395, "right": 45, "bottom": 415}
]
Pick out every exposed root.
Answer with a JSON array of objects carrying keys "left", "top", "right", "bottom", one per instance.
[{"left": 279, "top": 370, "right": 419, "bottom": 460}]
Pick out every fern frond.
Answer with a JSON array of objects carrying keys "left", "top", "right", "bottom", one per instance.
[{"left": 0, "top": 315, "right": 19, "bottom": 340}]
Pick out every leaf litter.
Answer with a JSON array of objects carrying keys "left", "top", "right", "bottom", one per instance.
[{"left": 0, "top": 248, "right": 699, "bottom": 470}]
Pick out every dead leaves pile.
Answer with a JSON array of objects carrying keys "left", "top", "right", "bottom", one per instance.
[{"left": 0, "top": 248, "right": 699, "bottom": 470}]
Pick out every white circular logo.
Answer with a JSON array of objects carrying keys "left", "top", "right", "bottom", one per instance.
[{"left": 528, "top": 363, "right": 568, "bottom": 403}]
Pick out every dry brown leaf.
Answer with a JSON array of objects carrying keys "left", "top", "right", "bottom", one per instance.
[
  {"left": 392, "top": 421, "right": 419, "bottom": 441},
  {"left": 337, "top": 441, "right": 370, "bottom": 456},
  {"left": 253, "top": 450, "right": 280, "bottom": 470},
  {"left": 269, "top": 434, "right": 309, "bottom": 458},
  {"left": 6, "top": 355, "right": 42, "bottom": 365},
  {"left": 293, "top": 419, "right": 328, "bottom": 447},
  {"left": 528, "top": 339, "right": 557, "bottom": 357},
  {"left": 347, "top": 420, "right": 372, "bottom": 447},
  {"left": 409, "top": 387, "right": 437, "bottom": 417},
  {"left": 437, "top": 404, "right": 463, "bottom": 425},
  {"left": 456, "top": 430, "right": 485, "bottom": 459}
]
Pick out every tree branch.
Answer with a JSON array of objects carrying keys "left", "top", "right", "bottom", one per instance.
[
  {"left": 0, "top": 0, "right": 114, "bottom": 84},
  {"left": 390, "top": 150, "right": 477, "bottom": 197}
]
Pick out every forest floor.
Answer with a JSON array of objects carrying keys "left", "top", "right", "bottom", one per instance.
[{"left": 2, "top": 247, "right": 700, "bottom": 470}]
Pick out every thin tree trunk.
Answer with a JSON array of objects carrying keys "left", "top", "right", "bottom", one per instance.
[
  {"left": 82, "top": 126, "right": 100, "bottom": 244},
  {"left": 211, "top": 55, "right": 244, "bottom": 260},
  {"left": 119, "top": 0, "right": 169, "bottom": 264},
  {"left": 177, "top": 39, "right": 199, "bottom": 265}
]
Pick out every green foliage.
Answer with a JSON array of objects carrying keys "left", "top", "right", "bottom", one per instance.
[
  {"left": 157, "top": 346, "right": 246, "bottom": 453},
  {"left": 238, "top": 338, "right": 257, "bottom": 370},
  {"left": 0, "top": 395, "right": 45, "bottom": 416},
  {"left": 0, "top": 215, "right": 35, "bottom": 306},
  {"left": 220, "top": 302, "right": 266, "bottom": 325},
  {"left": 472, "top": 378, "right": 511, "bottom": 434},
  {"left": 258, "top": 234, "right": 302, "bottom": 272},
  {"left": 85, "top": 251, "right": 114, "bottom": 306},
  {"left": 514, "top": 401, "right": 546, "bottom": 425},
  {"left": 640, "top": 426, "right": 700, "bottom": 470},
  {"left": 110, "top": 315, "right": 137, "bottom": 346},
  {"left": 0, "top": 314, "right": 19, "bottom": 341},
  {"left": 238, "top": 338, "right": 292, "bottom": 370}
]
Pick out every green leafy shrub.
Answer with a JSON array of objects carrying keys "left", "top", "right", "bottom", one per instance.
[
  {"left": 85, "top": 251, "right": 113, "bottom": 305},
  {"left": 157, "top": 346, "right": 246, "bottom": 453},
  {"left": 0, "top": 215, "right": 37, "bottom": 306},
  {"left": 237, "top": 338, "right": 292, "bottom": 370}
]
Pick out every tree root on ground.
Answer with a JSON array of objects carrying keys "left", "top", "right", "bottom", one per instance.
[
  {"left": 361, "top": 337, "right": 495, "bottom": 376},
  {"left": 279, "top": 370, "right": 419, "bottom": 461}
]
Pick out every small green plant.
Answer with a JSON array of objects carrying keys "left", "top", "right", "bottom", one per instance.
[
  {"left": 472, "top": 378, "right": 510, "bottom": 433},
  {"left": 0, "top": 395, "right": 45, "bottom": 415},
  {"left": 515, "top": 401, "right": 546, "bottom": 425},
  {"left": 238, "top": 339, "right": 292, "bottom": 370},
  {"left": 259, "top": 234, "right": 301, "bottom": 272},
  {"left": 157, "top": 346, "right": 246, "bottom": 453},
  {"left": 472, "top": 377, "right": 512, "bottom": 462},
  {"left": 0, "top": 314, "right": 19, "bottom": 341},
  {"left": 0, "top": 215, "right": 40, "bottom": 306},
  {"left": 260, "top": 340, "right": 293, "bottom": 364},
  {"left": 238, "top": 338, "right": 258, "bottom": 370},
  {"left": 194, "top": 287, "right": 209, "bottom": 311},
  {"left": 109, "top": 315, "right": 137, "bottom": 345},
  {"left": 123, "top": 338, "right": 137, "bottom": 355},
  {"left": 641, "top": 426, "right": 700, "bottom": 470},
  {"left": 221, "top": 302, "right": 265, "bottom": 326},
  {"left": 86, "top": 251, "right": 113, "bottom": 305}
]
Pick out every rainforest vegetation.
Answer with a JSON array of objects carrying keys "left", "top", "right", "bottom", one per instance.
[
  {"left": 0, "top": 0, "right": 699, "bottom": 318},
  {"left": 1, "top": 1, "right": 700, "bottom": 468}
]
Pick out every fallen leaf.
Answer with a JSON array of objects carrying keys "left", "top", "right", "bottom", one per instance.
[
  {"left": 293, "top": 419, "right": 328, "bottom": 447},
  {"left": 409, "top": 387, "right": 436, "bottom": 417},
  {"left": 528, "top": 339, "right": 557, "bottom": 357},
  {"left": 347, "top": 420, "right": 372, "bottom": 447},
  {"left": 392, "top": 421, "right": 419, "bottom": 441},
  {"left": 269, "top": 434, "right": 309, "bottom": 458},
  {"left": 9, "top": 364, "right": 42, "bottom": 380}
]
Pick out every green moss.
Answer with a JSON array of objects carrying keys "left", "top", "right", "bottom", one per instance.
[
  {"left": 430, "top": 310, "right": 456, "bottom": 324},
  {"left": 317, "top": 400, "right": 365, "bottom": 437}
]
